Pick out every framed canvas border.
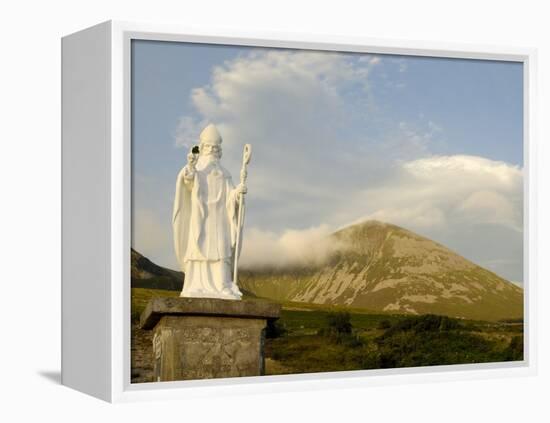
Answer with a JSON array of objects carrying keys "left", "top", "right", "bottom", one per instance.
[{"left": 106, "top": 20, "right": 537, "bottom": 403}]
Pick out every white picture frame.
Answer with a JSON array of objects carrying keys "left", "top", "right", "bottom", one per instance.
[{"left": 61, "top": 20, "right": 538, "bottom": 403}]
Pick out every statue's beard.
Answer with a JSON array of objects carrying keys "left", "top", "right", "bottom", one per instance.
[{"left": 199, "top": 151, "right": 221, "bottom": 163}]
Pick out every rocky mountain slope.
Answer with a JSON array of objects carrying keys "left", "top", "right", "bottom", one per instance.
[{"left": 239, "top": 221, "right": 523, "bottom": 321}]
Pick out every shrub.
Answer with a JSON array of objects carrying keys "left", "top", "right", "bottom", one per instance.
[
  {"left": 338, "top": 333, "right": 364, "bottom": 348},
  {"left": 265, "top": 319, "right": 287, "bottom": 339},
  {"left": 374, "top": 315, "right": 507, "bottom": 368},
  {"left": 378, "top": 314, "right": 461, "bottom": 340},
  {"left": 326, "top": 311, "right": 352, "bottom": 335},
  {"left": 503, "top": 336, "right": 523, "bottom": 361},
  {"left": 378, "top": 319, "right": 392, "bottom": 330},
  {"left": 317, "top": 311, "right": 366, "bottom": 347}
]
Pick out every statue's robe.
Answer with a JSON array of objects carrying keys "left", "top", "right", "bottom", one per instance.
[{"left": 172, "top": 155, "right": 243, "bottom": 299}]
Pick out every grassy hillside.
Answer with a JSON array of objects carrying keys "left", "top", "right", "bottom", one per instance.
[
  {"left": 264, "top": 308, "right": 523, "bottom": 375},
  {"left": 131, "top": 287, "right": 179, "bottom": 322}
]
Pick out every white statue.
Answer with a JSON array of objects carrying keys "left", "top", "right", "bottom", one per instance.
[{"left": 172, "top": 124, "right": 250, "bottom": 300}]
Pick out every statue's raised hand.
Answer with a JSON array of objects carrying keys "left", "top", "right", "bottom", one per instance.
[{"left": 187, "top": 149, "right": 198, "bottom": 169}]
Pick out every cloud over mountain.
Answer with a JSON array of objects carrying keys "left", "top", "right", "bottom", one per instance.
[
  {"left": 360, "top": 155, "right": 522, "bottom": 231},
  {"left": 239, "top": 154, "right": 523, "bottom": 281}
]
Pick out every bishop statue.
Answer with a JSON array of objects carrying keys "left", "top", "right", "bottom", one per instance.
[{"left": 172, "top": 124, "right": 249, "bottom": 300}]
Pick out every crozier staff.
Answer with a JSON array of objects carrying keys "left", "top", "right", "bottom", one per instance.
[{"left": 233, "top": 144, "right": 252, "bottom": 286}]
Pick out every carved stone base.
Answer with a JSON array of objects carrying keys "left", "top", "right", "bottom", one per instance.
[{"left": 140, "top": 297, "right": 281, "bottom": 382}]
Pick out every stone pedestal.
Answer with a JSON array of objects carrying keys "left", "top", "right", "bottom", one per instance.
[{"left": 140, "top": 297, "right": 281, "bottom": 382}]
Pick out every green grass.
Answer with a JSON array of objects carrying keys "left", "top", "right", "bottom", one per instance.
[
  {"left": 278, "top": 308, "right": 403, "bottom": 335},
  {"left": 130, "top": 287, "right": 523, "bottom": 377},
  {"left": 131, "top": 287, "right": 179, "bottom": 322},
  {"left": 266, "top": 335, "right": 381, "bottom": 374},
  {"left": 265, "top": 311, "right": 524, "bottom": 375}
]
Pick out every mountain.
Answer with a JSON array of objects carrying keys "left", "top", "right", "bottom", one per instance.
[
  {"left": 238, "top": 220, "right": 523, "bottom": 321},
  {"left": 131, "top": 248, "right": 184, "bottom": 291}
]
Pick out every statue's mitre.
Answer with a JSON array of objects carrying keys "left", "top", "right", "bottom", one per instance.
[{"left": 199, "top": 123, "right": 222, "bottom": 145}]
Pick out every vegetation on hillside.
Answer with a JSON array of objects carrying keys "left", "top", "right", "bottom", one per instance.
[{"left": 264, "top": 311, "right": 524, "bottom": 375}]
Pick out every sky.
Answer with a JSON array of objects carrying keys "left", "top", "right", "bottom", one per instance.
[{"left": 131, "top": 40, "right": 524, "bottom": 283}]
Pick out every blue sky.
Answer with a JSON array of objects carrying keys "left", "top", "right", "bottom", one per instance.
[{"left": 131, "top": 40, "right": 523, "bottom": 283}]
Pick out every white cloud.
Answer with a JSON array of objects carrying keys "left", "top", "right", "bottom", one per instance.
[
  {"left": 186, "top": 50, "right": 377, "bottom": 149},
  {"left": 457, "top": 190, "right": 518, "bottom": 229},
  {"left": 359, "top": 155, "right": 522, "bottom": 231},
  {"left": 370, "top": 56, "right": 381, "bottom": 65},
  {"left": 173, "top": 116, "right": 208, "bottom": 148},
  {"left": 364, "top": 204, "right": 447, "bottom": 229},
  {"left": 240, "top": 224, "right": 348, "bottom": 269}
]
